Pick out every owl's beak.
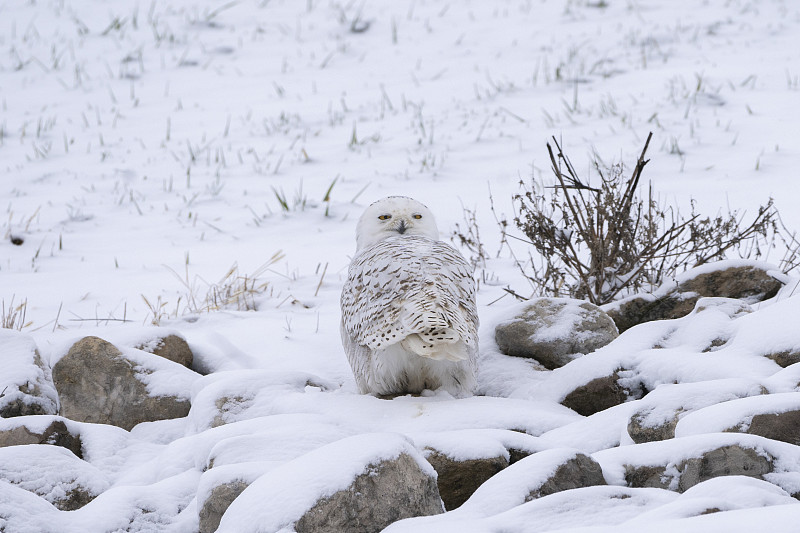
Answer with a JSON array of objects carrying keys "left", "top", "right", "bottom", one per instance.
[{"left": 396, "top": 220, "right": 407, "bottom": 234}]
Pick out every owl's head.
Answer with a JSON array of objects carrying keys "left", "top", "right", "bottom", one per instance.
[{"left": 355, "top": 196, "right": 439, "bottom": 251}]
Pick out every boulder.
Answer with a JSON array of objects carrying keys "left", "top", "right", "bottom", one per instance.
[
  {"left": 528, "top": 452, "right": 606, "bottom": 499},
  {"left": 561, "top": 371, "right": 643, "bottom": 416},
  {"left": 676, "top": 264, "right": 782, "bottom": 302},
  {"left": 215, "top": 434, "right": 443, "bottom": 533},
  {"left": 0, "top": 444, "right": 109, "bottom": 510},
  {"left": 449, "top": 449, "right": 608, "bottom": 518},
  {"left": 0, "top": 331, "right": 58, "bottom": 418},
  {"left": 186, "top": 370, "right": 339, "bottom": 432},
  {"left": 200, "top": 480, "right": 250, "bottom": 533},
  {"left": 745, "top": 410, "right": 800, "bottom": 445},
  {"left": 623, "top": 463, "right": 671, "bottom": 490},
  {"left": 604, "top": 261, "right": 781, "bottom": 333},
  {"left": 627, "top": 409, "right": 680, "bottom": 444},
  {"left": 495, "top": 298, "right": 619, "bottom": 369},
  {"left": 0, "top": 417, "right": 83, "bottom": 459},
  {"left": 136, "top": 334, "right": 194, "bottom": 368},
  {"left": 622, "top": 444, "right": 774, "bottom": 492},
  {"left": 294, "top": 453, "right": 443, "bottom": 533},
  {"left": 425, "top": 451, "right": 508, "bottom": 510},
  {"left": 606, "top": 293, "right": 698, "bottom": 334},
  {"left": 674, "top": 392, "right": 800, "bottom": 445},
  {"left": 52, "top": 336, "right": 198, "bottom": 431},
  {"left": 197, "top": 461, "right": 278, "bottom": 533},
  {"left": 677, "top": 445, "right": 773, "bottom": 492},
  {"left": 624, "top": 379, "right": 766, "bottom": 444},
  {"left": 765, "top": 350, "right": 800, "bottom": 368}
]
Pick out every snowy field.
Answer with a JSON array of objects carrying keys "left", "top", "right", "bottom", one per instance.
[{"left": 2, "top": 0, "right": 800, "bottom": 531}]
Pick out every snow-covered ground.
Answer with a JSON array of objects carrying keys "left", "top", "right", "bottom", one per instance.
[{"left": 2, "top": 0, "right": 800, "bottom": 531}]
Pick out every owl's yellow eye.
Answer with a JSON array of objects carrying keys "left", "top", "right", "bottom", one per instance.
[
  {"left": 378, "top": 214, "right": 392, "bottom": 220},
  {"left": 412, "top": 214, "right": 422, "bottom": 219}
]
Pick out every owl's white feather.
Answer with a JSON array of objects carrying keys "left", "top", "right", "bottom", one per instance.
[{"left": 341, "top": 196, "right": 479, "bottom": 397}]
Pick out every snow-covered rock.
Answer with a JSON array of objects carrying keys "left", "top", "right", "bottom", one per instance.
[
  {"left": 626, "top": 379, "right": 765, "bottom": 443},
  {"left": 495, "top": 298, "right": 618, "bottom": 369},
  {"left": 411, "top": 428, "right": 546, "bottom": 510},
  {"left": 101, "top": 327, "right": 196, "bottom": 369},
  {"left": 137, "top": 334, "right": 194, "bottom": 368},
  {"left": 676, "top": 392, "right": 800, "bottom": 446},
  {"left": 216, "top": 433, "right": 443, "bottom": 533},
  {"left": 425, "top": 451, "right": 508, "bottom": 510},
  {"left": 197, "top": 462, "right": 276, "bottom": 533},
  {"left": 560, "top": 370, "right": 642, "bottom": 416},
  {"left": 0, "top": 330, "right": 58, "bottom": 417},
  {"left": 675, "top": 261, "right": 783, "bottom": 303},
  {"left": 595, "top": 433, "right": 800, "bottom": 495},
  {"left": 462, "top": 448, "right": 607, "bottom": 518},
  {"left": 604, "top": 260, "right": 782, "bottom": 332},
  {"left": 0, "top": 415, "right": 83, "bottom": 458},
  {"left": 384, "top": 448, "right": 608, "bottom": 532},
  {"left": 0, "top": 444, "right": 110, "bottom": 510},
  {"left": 51, "top": 336, "right": 200, "bottom": 430}
]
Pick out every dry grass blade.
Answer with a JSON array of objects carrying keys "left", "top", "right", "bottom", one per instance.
[
  {"left": 146, "top": 250, "right": 286, "bottom": 322},
  {"left": 1, "top": 296, "right": 32, "bottom": 331}
]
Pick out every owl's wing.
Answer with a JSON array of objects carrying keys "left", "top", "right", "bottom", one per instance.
[{"left": 341, "top": 236, "right": 478, "bottom": 358}]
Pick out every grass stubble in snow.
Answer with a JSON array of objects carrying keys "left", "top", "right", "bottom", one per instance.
[{"left": 2, "top": 0, "right": 800, "bottom": 531}]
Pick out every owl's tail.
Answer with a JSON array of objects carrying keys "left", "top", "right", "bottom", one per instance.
[
  {"left": 400, "top": 329, "right": 469, "bottom": 362},
  {"left": 398, "top": 303, "right": 472, "bottom": 361}
]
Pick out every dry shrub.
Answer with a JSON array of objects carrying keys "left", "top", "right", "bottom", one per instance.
[{"left": 502, "top": 133, "right": 794, "bottom": 304}]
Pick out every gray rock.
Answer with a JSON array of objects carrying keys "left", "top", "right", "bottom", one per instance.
[
  {"left": 677, "top": 445, "right": 773, "bottom": 491},
  {"left": 604, "top": 262, "right": 781, "bottom": 333},
  {"left": 627, "top": 409, "right": 680, "bottom": 444},
  {"left": 605, "top": 293, "right": 698, "bottom": 334},
  {"left": 676, "top": 265, "right": 782, "bottom": 302},
  {"left": 528, "top": 453, "right": 606, "bottom": 500},
  {"left": 624, "top": 464, "right": 672, "bottom": 490},
  {"left": 623, "top": 444, "right": 774, "bottom": 492},
  {"left": 495, "top": 298, "right": 619, "bottom": 369},
  {"left": 0, "top": 331, "right": 58, "bottom": 418},
  {"left": 0, "top": 418, "right": 83, "bottom": 459},
  {"left": 561, "top": 371, "right": 643, "bottom": 416},
  {"left": 136, "top": 334, "right": 194, "bottom": 368},
  {"left": 425, "top": 451, "right": 508, "bottom": 510},
  {"left": 199, "top": 480, "right": 250, "bottom": 533},
  {"left": 508, "top": 447, "right": 535, "bottom": 464},
  {"left": 209, "top": 395, "right": 252, "bottom": 428},
  {"left": 0, "top": 444, "right": 109, "bottom": 511},
  {"left": 52, "top": 336, "right": 193, "bottom": 431},
  {"left": 765, "top": 350, "right": 800, "bottom": 368},
  {"left": 294, "top": 453, "right": 443, "bottom": 533},
  {"left": 739, "top": 410, "right": 800, "bottom": 446},
  {"left": 451, "top": 449, "right": 608, "bottom": 519}
]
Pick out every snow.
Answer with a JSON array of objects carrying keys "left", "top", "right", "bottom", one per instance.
[
  {"left": 2, "top": 0, "right": 800, "bottom": 531},
  {"left": 625, "top": 476, "right": 797, "bottom": 522},
  {"left": 384, "top": 485, "right": 679, "bottom": 533},
  {"left": 412, "top": 428, "right": 545, "bottom": 463}
]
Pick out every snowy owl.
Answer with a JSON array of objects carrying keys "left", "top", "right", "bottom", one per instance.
[{"left": 340, "top": 196, "right": 479, "bottom": 397}]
